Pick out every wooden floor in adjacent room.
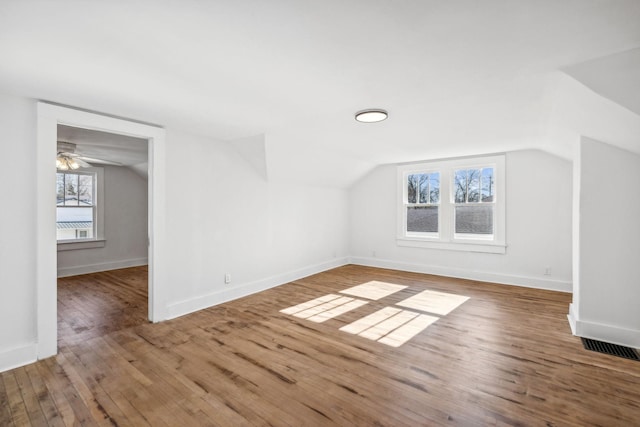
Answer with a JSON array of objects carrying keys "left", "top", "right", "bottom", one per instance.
[
  {"left": 2, "top": 265, "right": 639, "bottom": 426},
  {"left": 56, "top": 266, "right": 149, "bottom": 347}
]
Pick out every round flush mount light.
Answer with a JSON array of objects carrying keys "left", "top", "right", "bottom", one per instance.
[{"left": 355, "top": 109, "right": 388, "bottom": 123}]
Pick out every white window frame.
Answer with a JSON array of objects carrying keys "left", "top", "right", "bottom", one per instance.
[
  {"left": 404, "top": 169, "right": 441, "bottom": 240},
  {"left": 57, "top": 166, "right": 105, "bottom": 251},
  {"left": 397, "top": 154, "right": 506, "bottom": 254}
]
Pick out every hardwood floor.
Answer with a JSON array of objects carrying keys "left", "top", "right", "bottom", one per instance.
[
  {"left": 57, "top": 266, "right": 149, "bottom": 347},
  {"left": 2, "top": 265, "right": 639, "bottom": 426}
]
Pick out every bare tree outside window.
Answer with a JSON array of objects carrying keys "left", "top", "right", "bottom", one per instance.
[
  {"left": 454, "top": 167, "right": 494, "bottom": 235},
  {"left": 407, "top": 172, "right": 440, "bottom": 233},
  {"left": 398, "top": 155, "right": 504, "bottom": 251}
]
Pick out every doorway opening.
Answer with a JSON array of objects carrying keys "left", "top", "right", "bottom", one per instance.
[
  {"left": 55, "top": 125, "right": 149, "bottom": 347},
  {"left": 36, "top": 102, "right": 167, "bottom": 359}
]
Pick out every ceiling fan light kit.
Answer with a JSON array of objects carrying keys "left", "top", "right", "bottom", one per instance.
[
  {"left": 56, "top": 155, "right": 81, "bottom": 170},
  {"left": 56, "top": 140, "right": 120, "bottom": 170},
  {"left": 355, "top": 109, "right": 388, "bottom": 123}
]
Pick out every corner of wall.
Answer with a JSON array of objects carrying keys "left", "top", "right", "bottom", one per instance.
[
  {"left": 571, "top": 136, "right": 640, "bottom": 348},
  {"left": 0, "top": 342, "right": 37, "bottom": 373},
  {"left": 570, "top": 317, "right": 640, "bottom": 348},
  {"left": 229, "top": 134, "right": 268, "bottom": 181},
  {"left": 567, "top": 302, "right": 578, "bottom": 335}
]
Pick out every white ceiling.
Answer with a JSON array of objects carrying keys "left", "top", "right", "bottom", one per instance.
[{"left": 1, "top": 0, "right": 639, "bottom": 187}]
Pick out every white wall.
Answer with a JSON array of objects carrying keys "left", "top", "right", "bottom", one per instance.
[
  {"left": 569, "top": 137, "right": 640, "bottom": 347},
  {"left": 0, "top": 93, "right": 38, "bottom": 370},
  {"left": 57, "top": 165, "right": 148, "bottom": 276},
  {"left": 163, "top": 129, "right": 350, "bottom": 317},
  {"left": 349, "top": 150, "right": 573, "bottom": 291},
  {"left": 0, "top": 93, "right": 350, "bottom": 371}
]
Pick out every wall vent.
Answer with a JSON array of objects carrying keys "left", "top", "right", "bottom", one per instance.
[{"left": 581, "top": 338, "right": 639, "bottom": 361}]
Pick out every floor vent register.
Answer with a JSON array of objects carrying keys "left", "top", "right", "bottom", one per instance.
[{"left": 581, "top": 337, "right": 639, "bottom": 361}]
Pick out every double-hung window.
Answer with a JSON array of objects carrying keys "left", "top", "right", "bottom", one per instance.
[
  {"left": 398, "top": 155, "right": 505, "bottom": 253},
  {"left": 56, "top": 171, "right": 96, "bottom": 241},
  {"left": 56, "top": 166, "right": 104, "bottom": 250},
  {"left": 406, "top": 172, "right": 440, "bottom": 236},
  {"left": 453, "top": 167, "right": 494, "bottom": 238}
]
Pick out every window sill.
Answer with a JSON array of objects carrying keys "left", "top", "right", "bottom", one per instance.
[
  {"left": 397, "top": 237, "right": 506, "bottom": 254},
  {"left": 57, "top": 239, "right": 106, "bottom": 252}
]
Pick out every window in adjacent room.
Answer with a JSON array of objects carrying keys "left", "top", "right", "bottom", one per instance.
[{"left": 56, "top": 171, "right": 96, "bottom": 241}]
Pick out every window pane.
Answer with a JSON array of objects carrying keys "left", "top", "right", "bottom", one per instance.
[
  {"left": 409, "top": 173, "right": 440, "bottom": 204},
  {"left": 418, "top": 174, "right": 429, "bottom": 203},
  {"left": 467, "top": 169, "right": 480, "bottom": 202},
  {"left": 454, "top": 169, "right": 485, "bottom": 203},
  {"left": 78, "top": 175, "right": 93, "bottom": 205},
  {"left": 429, "top": 173, "right": 440, "bottom": 203},
  {"left": 56, "top": 207, "right": 94, "bottom": 240},
  {"left": 407, "top": 206, "right": 438, "bottom": 233},
  {"left": 56, "top": 173, "right": 65, "bottom": 206},
  {"left": 407, "top": 174, "right": 420, "bottom": 203},
  {"left": 455, "top": 205, "right": 493, "bottom": 234},
  {"left": 481, "top": 168, "right": 494, "bottom": 202},
  {"left": 64, "top": 174, "right": 79, "bottom": 206},
  {"left": 454, "top": 170, "right": 466, "bottom": 203}
]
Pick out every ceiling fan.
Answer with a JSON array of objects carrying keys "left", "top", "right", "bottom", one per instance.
[{"left": 56, "top": 141, "right": 123, "bottom": 170}]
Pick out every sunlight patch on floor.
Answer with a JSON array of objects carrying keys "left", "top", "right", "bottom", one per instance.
[
  {"left": 280, "top": 294, "right": 343, "bottom": 315},
  {"left": 339, "top": 281, "right": 407, "bottom": 300},
  {"left": 396, "top": 289, "right": 469, "bottom": 315},
  {"left": 340, "top": 307, "right": 438, "bottom": 347},
  {"left": 280, "top": 294, "right": 368, "bottom": 323},
  {"left": 280, "top": 283, "right": 469, "bottom": 347}
]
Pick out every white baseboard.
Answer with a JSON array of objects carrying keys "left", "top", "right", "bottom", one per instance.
[
  {"left": 567, "top": 307, "right": 640, "bottom": 348},
  {"left": 0, "top": 342, "right": 37, "bottom": 373},
  {"left": 57, "top": 257, "right": 148, "bottom": 277},
  {"left": 349, "top": 256, "right": 572, "bottom": 293},
  {"left": 166, "top": 257, "right": 350, "bottom": 320}
]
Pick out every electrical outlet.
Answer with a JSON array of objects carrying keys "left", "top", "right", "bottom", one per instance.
[
  {"left": 372, "top": 250, "right": 377, "bottom": 258},
  {"left": 544, "top": 267, "right": 551, "bottom": 276},
  {"left": 224, "top": 273, "right": 231, "bottom": 284}
]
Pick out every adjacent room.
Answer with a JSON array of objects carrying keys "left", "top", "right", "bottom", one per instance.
[
  {"left": 55, "top": 126, "right": 150, "bottom": 346},
  {"left": 1, "top": 1, "right": 639, "bottom": 425}
]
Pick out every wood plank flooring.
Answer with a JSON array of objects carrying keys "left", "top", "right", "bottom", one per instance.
[
  {"left": 2, "top": 265, "right": 640, "bottom": 426},
  {"left": 57, "top": 266, "right": 149, "bottom": 347}
]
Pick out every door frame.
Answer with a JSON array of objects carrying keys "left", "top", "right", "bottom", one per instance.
[{"left": 36, "top": 102, "right": 168, "bottom": 359}]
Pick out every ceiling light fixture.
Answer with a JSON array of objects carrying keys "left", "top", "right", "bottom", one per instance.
[
  {"left": 355, "top": 109, "right": 388, "bottom": 123},
  {"left": 56, "top": 141, "right": 93, "bottom": 170},
  {"left": 56, "top": 154, "right": 81, "bottom": 170}
]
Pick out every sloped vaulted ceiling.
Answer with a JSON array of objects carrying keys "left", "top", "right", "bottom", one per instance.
[
  {"left": 564, "top": 47, "right": 640, "bottom": 117},
  {"left": 1, "top": 0, "right": 639, "bottom": 187}
]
